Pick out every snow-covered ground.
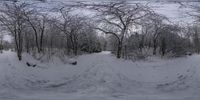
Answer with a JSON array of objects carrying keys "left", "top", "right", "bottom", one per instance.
[{"left": 0, "top": 50, "right": 200, "bottom": 100}]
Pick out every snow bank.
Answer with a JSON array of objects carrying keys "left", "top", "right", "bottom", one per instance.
[{"left": 0, "top": 51, "right": 200, "bottom": 99}]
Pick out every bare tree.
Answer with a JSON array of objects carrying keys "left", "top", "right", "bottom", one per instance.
[
  {"left": 23, "top": 10, "right": 47, "bottom": 53},
  {"left": 53, "top": 7, "right": 91, "bottom": 55},
  {"left": 88, "top": 1, "right": 151, "bottom": 58},
  {"left": 0, "top": 2, "right": 28, "bottom": 60},
  {"left": 188, "top": 4, "right": 200, "bottom": 53},
  {"left": 147, "top": 13, "right": 168, "bottom": 55},
  {"left": 51, "top": 7, "right": 72, "bottom": 54},
  {"left": 0, "top": 33, "right": 3, "bottom": 53},
  {"left": 191, "top": 24, "right": 200, "bottom": 53}
]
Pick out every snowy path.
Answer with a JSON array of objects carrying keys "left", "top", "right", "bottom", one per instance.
[{"left": 0, "top": 51, "right": 200, "bottom": 100}]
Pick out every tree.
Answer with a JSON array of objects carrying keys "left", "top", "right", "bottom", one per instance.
[
  {"left": 147, "top": 13, "right": 168, "bottom": 55},
  {"left": 189, "top": 4, "right": 200, "bottom": 53},
  {"left": 191, "top": 24, "right": 200, "bottom": 53},
  {"left": 0, "top": 33, "right": 3, "bottom": 53},
  {"left": 78, "top": 22, "right": 102, "bottom": 53},
  {"left": 24, "top": 11, "right": 47, "bottom": 53},
  {"left": 88, "top": 1, "right": 151, "bottom": 58},
  {"left": 157, "top": 24, "right": 187, "bottom": 56},
  {"left": 0, "top": 2, "right": 28, "bottom": 60}
]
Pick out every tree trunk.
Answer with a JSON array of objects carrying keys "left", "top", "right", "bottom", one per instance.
[
  {"left": 73, "top": 39, "right": 78, "bottom": 56},
  {"left": 74, "top": 46, "right": 78, "bottom": 56},
  {"left": 39, "top": 23, "right": 45, "bottom": 53},
  {"left": 117, "top": 41, "right": 122, "bottom": 58},
  {"left": 161, "top": 38, "right": 166, "bottom": 56},
  {"left": 39, "top": 32, "right": 44, "bottom": 52},
  {"left": 17, "top": 26, "right": 23, "bottom": 61},
  {"left": 17, "top": 51, "right": 22, "bottom": 61},
  {"left": 26, "top": 42, "right": 30, "bottom": 53},
  {"left": 25, "top": 32, "right": 30, "bottom": 53},
  {"left": 153, "top": 39, "right": 157, "bottom": 55}
]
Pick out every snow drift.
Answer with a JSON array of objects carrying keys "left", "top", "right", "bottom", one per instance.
[{"left": 0, "top": 50, "right": 200, "bottom": 99}]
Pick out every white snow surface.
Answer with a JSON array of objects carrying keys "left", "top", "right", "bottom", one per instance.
[{"left": 0, "top": 50, "right": 200, "bottom": 100}]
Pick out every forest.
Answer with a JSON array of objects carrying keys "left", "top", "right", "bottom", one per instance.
[
  {"left": 0, "top": 0, "right": 199, "bottom": 60},
  {"left": 0, "top": 0, "right": 200, "bottom": 100}
]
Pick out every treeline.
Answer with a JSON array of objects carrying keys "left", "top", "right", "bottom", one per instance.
[
  {"left": 0, "top": 2, "right": 102, "bottom": 60},
  {"left": 0, "top": 1, "right": 199, "bottom": 60}
]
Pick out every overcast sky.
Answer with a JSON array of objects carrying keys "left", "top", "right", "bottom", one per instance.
[{"left": 1, "top": 0, "right": 198, "bottom": 42}]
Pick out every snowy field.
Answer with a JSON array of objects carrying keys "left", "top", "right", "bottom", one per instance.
[
  {"left": 0, "top": 0, "right": 199, "bottom": 100},
  {"left": 0, "top": 51, "right": 200, "bottom": 100}
]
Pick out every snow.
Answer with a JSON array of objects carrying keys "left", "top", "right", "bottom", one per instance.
[
  {"left": 0, "top": 50, "right": 200, "bottom": 100},
  {"left": 0, "top": 0, "right": 199, "bottom": 99}
]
